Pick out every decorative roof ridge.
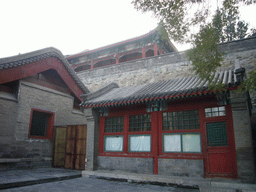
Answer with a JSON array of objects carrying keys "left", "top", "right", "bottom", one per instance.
[
  {"left": 81, "top": 82, "right": 119, "bottom": 101},
  {"left": 66, "top": 28, "right": 158, "bottom": 59},
  {"left": 0, "top": 47, "right": 90, "bottom": 94}
]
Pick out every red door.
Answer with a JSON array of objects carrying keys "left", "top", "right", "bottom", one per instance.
[{"left": 205, "top": 122, "right": 236, "bottom": 178}]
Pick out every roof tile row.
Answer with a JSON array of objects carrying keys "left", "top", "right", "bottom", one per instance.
[{"left": 81, "top": 70, "right": 240, "bottom": 108}]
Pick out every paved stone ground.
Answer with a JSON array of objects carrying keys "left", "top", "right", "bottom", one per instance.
[{"left": 2, "top": 177, "right": 199, "bottom": 192}]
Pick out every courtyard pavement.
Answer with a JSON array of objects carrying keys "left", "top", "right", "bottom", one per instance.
[
  {"left": 0, "top": 176, "right": 198, "bottom": 192},
  {"left": 0, "top": 168, "right": 256, "bottom": 192}
]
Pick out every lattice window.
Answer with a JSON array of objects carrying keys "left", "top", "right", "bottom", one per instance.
[
  {"left": 104, "top": 116, "right": 124, "bottom": 133},
  {"left": 163, "top": 110, "right": 200, "bottom": 130},
  {"left": 206, "top": 122, "right": 228, "bottom": 146},
  {"left": 205, "top": 106, "right": 226, "bottom": 117},
  {"left": 129, "top": 114, "right": 151, "bottom": 132}
]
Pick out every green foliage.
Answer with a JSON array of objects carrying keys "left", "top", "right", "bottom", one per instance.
[
  {"left": 132, "top": 0, "right": 256, "bottom": 92},
  {"left": 187, "top": 24, "right": 223, "bottom": 83},
  {"left": 132, "top": 0, "right": 209, "bottom": 43},
  {"left": 238, "top": 71, "right": 256, "bottom": 93}
]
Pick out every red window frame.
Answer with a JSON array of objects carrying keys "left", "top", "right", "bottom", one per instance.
[
  {"left": 28, "top": 108, "right": 55, "bottom": 139},
  {"left": 98, "top": 107, "right": 153, "bottom": 158},
  {"left": 98, "top": 97, "right": 235, "bottom": 162},
  {"left": 158, "top": 102, "right": 204, "bottom": 160}
]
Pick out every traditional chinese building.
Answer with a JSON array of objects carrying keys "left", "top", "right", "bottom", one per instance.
[
  {"left": 81, "top": 64, "right": 255, "bottom": 181},
  {"left": 0, "top": 48, "right": 89, "bottom": 170},
  {"left": 67, "top": 25, "right": 177, "bottom": 72}
]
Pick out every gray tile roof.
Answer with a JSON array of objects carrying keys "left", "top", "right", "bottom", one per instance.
[
  {"left": 81, "top": 69, "right": 240, "bottom": 108},
  {"left": 0, "top": 47, "right": 89, "bottom": 94}
]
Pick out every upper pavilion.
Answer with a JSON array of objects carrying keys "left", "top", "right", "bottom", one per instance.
[{"left": 66, "top": 25, "right": 177, "bottom": 73}]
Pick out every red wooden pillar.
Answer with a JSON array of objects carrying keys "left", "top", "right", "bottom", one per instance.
[
  {"left": 123, "top": 114, "right": 129, "bottom": 153},
  {"left": 153, "top": 43, "right": 158, "bottom": 56},
  {"left": 98, "top": 117, "right": 105, "bottom": 154},
  {"left": 116, "top": 53, "right": 120, "bottom": 64},
  {"left": 142, "top": 47, "right": 146, "bottom": 58},
  {"left": 151, "top": 111, "right": 160, "bottom": 174},
  {"left": 90, "top": 60, "right": 94, "bottom": 69}
]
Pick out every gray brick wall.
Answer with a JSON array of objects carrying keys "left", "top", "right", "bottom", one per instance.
[
  {"left": 230, "top": 90, "right": 255, "bottom": 182},
  {"left": 158, "top": 159, "right": 204, "bottom": 178},
  {"left": 0, "top": 93, "right": 18, "bottom": 159},
  {"left": 97, "top": 156, "right": 154, "bottom": 174},
  {"left": 0, "top": 80, "right": 87, "bottom": 169}
]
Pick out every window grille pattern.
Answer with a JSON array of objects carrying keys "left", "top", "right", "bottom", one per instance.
[
  {"left": 129, "top": 114, "right": 151, "bottom": 132},
  {"left": 105, "top": 116, "right": 124, "bottom": 133},
  {"left": 206, "top": 122, "right": 228, "bottom": 146},
  {"left": 163, "top": 110, "right": 200, "bottom": 130},
  {"left": 205, "top": 106, "right": 226, "bottom": 117}
]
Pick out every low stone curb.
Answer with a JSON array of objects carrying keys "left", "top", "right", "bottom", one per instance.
[
  {"left": 0, "top": 172, "right": 81, "bottom": 190},
  {"left": 82, "top": 170, "right": 256, "bottom": 192}
]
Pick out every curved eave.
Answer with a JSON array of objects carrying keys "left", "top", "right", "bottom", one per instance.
[
  {"left": 67, "top": 29, "right": 158, "bottom": 59},
  {"left": 0, "top": 47, "right": 90, "bottom": 100},
  {"left": 82, "top": 87, "right": 236, "bottom": 109}
]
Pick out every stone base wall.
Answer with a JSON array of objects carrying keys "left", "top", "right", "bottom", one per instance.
[
  {"left": 158, "top": 159, "right": 204, "bottom": 178},
  {"left": 97, "top": 156, "right": 154, "bottom": 174},
  {"left": 0, "top": 158, "right": 52, "bottom": 171},
  {"left": 97, "top": 156, "right": 204, "bottom": 177}
]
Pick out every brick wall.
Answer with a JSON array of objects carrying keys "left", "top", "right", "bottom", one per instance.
[{"left": 0, "top": 80, "right": 87, "bottom": 170}]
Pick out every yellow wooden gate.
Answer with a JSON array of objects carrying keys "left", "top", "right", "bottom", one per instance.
[{"left": 53, "top": 125, "right": 87, "bottom": 170}]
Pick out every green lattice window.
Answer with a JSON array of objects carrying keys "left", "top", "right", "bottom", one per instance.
[
  {"left": 105, "top": 116, "right": 124, "bottom": 133},
  {"left": 163, "top": 110, "right": 200, "bottom": 130},
  {"left": 206, "top": 122, "right": 228, "bottom": 146},
  {"left": 205, "top": 106, "right": 226, "bottom": 117},
  {"left": 129, "top": 114, "right": 151, "bottom": 132}
]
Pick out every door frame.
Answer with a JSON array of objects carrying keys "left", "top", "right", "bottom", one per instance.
[{"left": 202, "top": 104, "right": 237, "bottom": 178}]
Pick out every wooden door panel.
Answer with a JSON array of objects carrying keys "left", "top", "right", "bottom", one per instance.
[
  {"left": 77, "top": 125, "right": 87, "bottom": 139},
  {"left": 75, "top": 155, "right": 86, "bottom": 170},
  {"left": 206, "top": 122, "right": 235, "bottom": 177},
  {"left": 66, "top": 140, "right": 75, "bottom": 154},
  {"left": 64, "top": 125, "right": 87, "bottom": 170},
  {"left": 53, "top": 127, "right": 67, "bottom": 167},
  {"left": 76, "top": 140, "right": 86, "bottom": 154},
  {"left": 208, "top": 152, "right": 233, "bottom": 174},
  {"left": 65, "top": 154, "right": 74, "bottom": 169},
  {"left": 54, "top": 152, "right": 65, "bottom": 167}
]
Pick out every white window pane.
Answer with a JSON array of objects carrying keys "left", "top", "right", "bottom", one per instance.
[
  {"left": 182, "top": 134, "right": 201, "bottom": 152},
  {"left": 205, "top": 113, "right": 211, "bottom": 117},
  {"left": 205, "top": 108, "right": 211, "bottom": 113},
  {"left": 219, "top": 111, "right": 226, "bottom": 116},
  {"left": 163, "top": 134, "right": 181, "bottom": 152},
  {"left": 105, "top": 136, "right": 123, "bottom": 152},
  {"left": 212, "top": 107, "right": 218, "bottom": 112},
  {"left": 219, "top": 106, "right": 225, "bottom": 111},
  {"left": 129, "top": 135, "right": 151, "bottom": 152}
]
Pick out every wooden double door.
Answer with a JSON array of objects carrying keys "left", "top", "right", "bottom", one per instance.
[{"left": 53, "top": 125, "right": 87, "bottom": 170}]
